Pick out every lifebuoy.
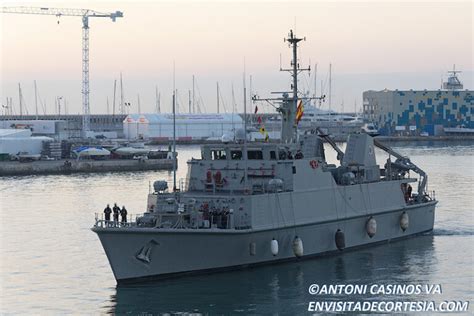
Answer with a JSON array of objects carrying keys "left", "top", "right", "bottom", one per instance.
[{"left": 310, "top": 160, "right": 318, "bottom": 169}]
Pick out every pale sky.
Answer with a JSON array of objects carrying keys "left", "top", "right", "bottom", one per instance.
[{"left": 1, "top": 0, "right": 473, "bottom": 115}]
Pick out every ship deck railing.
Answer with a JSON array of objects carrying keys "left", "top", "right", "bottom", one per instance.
[
  {"left": 94, "top": 213, "right": 140, "bottom": 228},
  {"left": 153, "top": 178, "right": 291, "bottom": 196},
  {"left": 93, "top": 212, "right": 247, "bottom": 230}
]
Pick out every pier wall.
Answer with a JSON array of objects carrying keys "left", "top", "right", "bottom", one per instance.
[{"left": 0, "top": 158, "right": 174, "bottom": 176}]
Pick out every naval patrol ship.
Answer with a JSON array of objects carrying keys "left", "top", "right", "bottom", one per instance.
[{"left": 92, "top": 30, "right": 437, "bottom": 284}]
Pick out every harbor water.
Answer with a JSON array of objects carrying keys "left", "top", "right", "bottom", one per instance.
[{"left": 0, "top": 144, "right": 473, "bottom": 314}]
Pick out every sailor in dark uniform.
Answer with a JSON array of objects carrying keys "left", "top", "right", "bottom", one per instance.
[
  {"left": 112, "top": 203, "right": 120, "bottom": 222},
  {"left": 407, "top": 184, "right": 413, "bottom": 201},
  {"left": 120, "top": 206, "right": 128, "bottom": 223},
  {"left": 104, "top": 204, "right": 112, "bottom": 221}
]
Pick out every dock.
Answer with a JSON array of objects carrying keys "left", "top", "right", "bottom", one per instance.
[
  {"left": 0, "top": 158, "right": 175, "bottom": 177},
  {"left": 375, "top": 135, "right": 474, "bottom": 145}
]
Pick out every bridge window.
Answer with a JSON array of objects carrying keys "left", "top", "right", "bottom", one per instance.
[
  {"left": 211, "top": 150, "right": 227, "bottom": 160},
  {"left": 247, "top": 150, "right": 263, "bottom": 160},
  {"left": 270, "top": 151, "right": 277, "bottom": 160},
  {"left": 231, "top": 150, "right": 242, "bottom": 160}
]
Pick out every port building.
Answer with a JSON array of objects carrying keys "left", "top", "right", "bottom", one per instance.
[
  {"left": 363, "top": 70, "right": 473, "bottom": 135},
  {"left": 0, "top": 114, "right": 127, "bottom": 139}
]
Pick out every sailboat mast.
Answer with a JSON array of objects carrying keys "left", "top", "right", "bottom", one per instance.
[
  {"left": 192, "top": 75, "right": 195, "bottom": 114},
  {"left": 34, "top": 80, "right": 38, "bottom": 119},
  {"left": 120, "top": 72, "right": 124, "bottom": 114},
  {"left": 243, "top": 70, "right": 248, "bottom": 189},
  {"left": 172, "top": 91, "right": 177, "bottom": 192},
  {"left": 112, "top": 79, "right": 117, "bottom": 116},
  {"left": 249, "top": 75, "right": 253, "bottom": 120},
  {"left": 172, "top": 63, "right": 177, "bottom": 192},
  {"left": 18, "top": 83, "right": 23, "bottom": 117},
  {"left": 216, "top": 82, "right": 220, "bottom": 113},
  {"left": 231, "top": 83, "right": 236, "bottom": 140},
  {"left": 329, "top": 63, "right": 332, "bottom": 111},
  {"left": 155, "top": 86, "right": 160, "bottom": 113},
  {"left": 320, "top": 80, "right": 323, "bottom": 107},
  {"left": 314, "top": 63, "right": 317, "bottom": 99},
  {"left": 188, "top": 90, "right": 191, "bottom": 113},
  {"left": 137, "top": 94, "right": 141, "bottom": 114},
  {"left": 243, "top": 71, "right": 247, "bottom": 144}
]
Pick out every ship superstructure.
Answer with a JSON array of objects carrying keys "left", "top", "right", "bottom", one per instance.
[{"left": 92, "top": 30, "right": 437, "bottom": 283}]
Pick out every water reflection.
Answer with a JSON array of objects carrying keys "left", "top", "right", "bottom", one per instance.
[{"left": 109, "top": 235, "right": 435, "bottom": 315}]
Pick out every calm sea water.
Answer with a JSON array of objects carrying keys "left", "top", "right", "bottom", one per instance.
[{"left": 0, "top": 144, "right": 473, "bottom": 314}]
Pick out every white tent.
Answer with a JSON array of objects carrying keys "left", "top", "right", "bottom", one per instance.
[
  {"left": 73, "top": 146, "right": 111, "bottom": 158},
  {"left": 0, "top": 129, "right": 53, "bottom": 155},
  {"left": 123, "top": 113, "right": 243, "bottom": 140}
]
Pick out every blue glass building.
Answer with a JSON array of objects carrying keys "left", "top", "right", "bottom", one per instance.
[{"left": 363, "top": 71, "right": 473, "bottom": 136}]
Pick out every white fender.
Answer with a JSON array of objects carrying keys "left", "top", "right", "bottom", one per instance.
[
  {"left": 292, "top": 236, "right": 304, "bottom": 257},
  {"left": 400, "top": 212, "right": 409, "bottom": 231},
  {"left": 366, "top": 217, "right": 377, "bottom": 238},
  {"left": 271, "top": 238, "right": 279, "bottom": 256}
]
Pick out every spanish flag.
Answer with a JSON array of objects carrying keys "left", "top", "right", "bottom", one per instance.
[{"left": 295, "top": 100, "right": 304, "bottom": 124}]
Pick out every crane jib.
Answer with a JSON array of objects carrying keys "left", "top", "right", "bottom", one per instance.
[{"left": 1, "top": 6, "right": 123, "bottom": 137}]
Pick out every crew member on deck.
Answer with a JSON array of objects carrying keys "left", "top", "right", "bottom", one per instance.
[
  {"left": 112, "top": 203, "right": 120, "bottom": 222},
  {"left": 407, "top": 184, "right": 413, "bottom": 201},
  {"left": 104, "top": 204, "right": 112, "bottom": 221},
  {"left": 120, "top": 206, "right": 128, "bottom": 223}
]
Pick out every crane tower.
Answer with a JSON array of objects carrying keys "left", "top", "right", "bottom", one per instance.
[{"left": 1, "top": 6, "right": 123, "bottom": 136}]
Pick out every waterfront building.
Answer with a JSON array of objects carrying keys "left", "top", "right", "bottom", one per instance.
[
  {"left": 0, "top": 114, "right": 127, "bottom": 139},
  {"left": 363, "top": 69, "right": 473, "bottom": 135}
]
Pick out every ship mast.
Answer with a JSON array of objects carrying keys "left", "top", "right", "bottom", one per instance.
[
  {"left": 172, "top": 62, "right": 177, "bottom": 193},
  {"left": 280, "top": 30, "right": 310, "bottom": 143},
  {"left": 252, "top": 30, "right": 317, "bottom": 143}
]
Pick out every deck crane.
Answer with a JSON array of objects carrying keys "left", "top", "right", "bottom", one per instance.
[
  {"left": 373, "top": 139, "right": 428, "bottom": 202},
  {"left": 1, "top": 6, "right": 123, "bottom": 136}
]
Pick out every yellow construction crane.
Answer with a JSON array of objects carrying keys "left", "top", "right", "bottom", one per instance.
[{"left": 1, "top": 6, "right": 123, "bottom": 135}]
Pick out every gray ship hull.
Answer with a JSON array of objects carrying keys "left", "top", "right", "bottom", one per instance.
[{"left": 93, "top": 201, "right": 436, "bottom": 284}]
